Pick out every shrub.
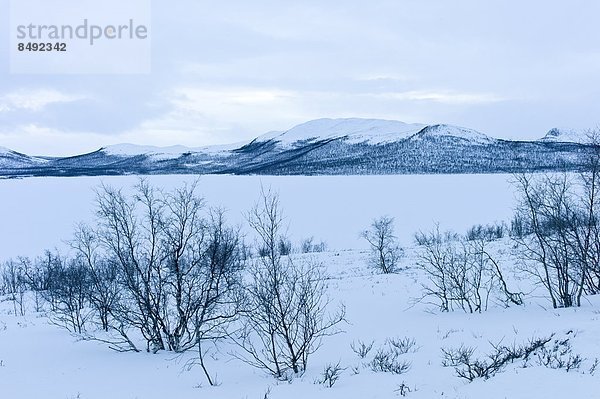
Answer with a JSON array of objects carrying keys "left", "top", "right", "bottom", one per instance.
[
  {"left": 361, "top": 216, "right": 403, "bottom": 274},
  {"left": 442, "top": 335, "right": 554, "bottom": 381},
  {"left": 317, "top": 362, "right": 344, "bottom": 387},
  {"left": 369, "top": 347, "right": 411, "bottom": 375},
  {"left": 351, "top": 340, "right": 374, "bottom": 359}
]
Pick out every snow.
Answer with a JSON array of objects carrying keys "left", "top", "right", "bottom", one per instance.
[
  {"left": 0, "top": 146, "right": 30, "bottom": 158},
  {"left": 1, "top": 174, "right": 599, "bottom": 399},
  {"left": 256, "top": 118, "right": 427, "bottom": 146},
  {"left": 101, "top": 141, "right": 246, "bottom": 158},
  {"left": 101, "top": 119, "right": 496, "bottom": 156},
  {"left": 103, "top": 143, "right": 197, "bottom": 156},
  {"left": 252, "top": 119, "right": 496, "bottom": 147},
  {"left": 539, "top": 128, "right": 590, "bottom": 144},
  {"left": 13, "top": 118, "right": 428, "bottom": 158},
  {"left": 3, "top": 120, "right": 593, "bottom": 164},
  {"left": 409, "top": 124, "right": 496, "bottom": 144},
  {"left": 0, "top": 147, "right": 48, "bottom": 167},
  {"left": 1, "top": 244, "right": 600, "bottom": 399}
]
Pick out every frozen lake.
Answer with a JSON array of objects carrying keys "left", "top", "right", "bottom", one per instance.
[{"left": 0, "top": 174, "right": 518, "bottom": 259}]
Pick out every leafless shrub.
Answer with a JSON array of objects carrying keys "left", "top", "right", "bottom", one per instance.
[
  {"left": 442, "top": 336, "right": 553, "bottom": 381},
  {"left": 20, "top": 254, "right": 53, "bottom": 312},
  {"left": 367, "top": 338, "right": 415, "bottom": 375},
  {"left": 42, "top": 255, "right": 92, "bottom": 333},
  {"left": 232, "top": 188, "right": 345, "bottom": 379},
  {"left": 361, "top": 216, "right": 403, "bottom": 274},
  {"left": 301, "top": 237, "right": 327, "bottom": 253},
  {"left": 589, "top": 358, "right": 599, "bottom": 375},
  {"left": 369, "top": 347, "right": 411, "bottom": 375},
  {"left": 417, "top": 227, "right": 522, "bottom": 312},
  {"left": 466, "top": 223, "right": 506, "bottom": 242},
  {"left": 394, "top": 383, "right": 414, "bottom": 397},
  {"left": 278, "top": 237, "right": 293, "bottom": 256},
  {"left": 316, "top": 362, "right": 344, "bottom": 387},
  {"left": 1, "top": 259, "right": 27, "bottom": 316},
  {"left": 20, "top": 180, "right": 246, "bottom": 385},
  {"left": 513, "top": 174, "right": 586, "bottom": 307},
  {"left": 513, "top": 131, "right": 600, "bottom": 307},
  {"left": 81, "top": 181, "right": 245, "bottom": 359},
  {"left": 509, "top": 214, "right": 532, "bottom": 238},
  {"left": 534, "top": 338, "right": 583, "bottom": 372},
  {"left": 351, "top": 339, "right": 374, "bottom": 359},
  {"left": 387, "top": 337, "right": 418, "bottom": 355},
  {"left": 414, "top": 230, "right": 459, "bottom": 246}
]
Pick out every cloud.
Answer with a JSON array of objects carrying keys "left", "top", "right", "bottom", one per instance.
[
  {"left": 3, "top": 0, "right": 600, "bottom": 155},
  {"left": 126, "top": 87, "right": 308, "bottom": 145},
  {"left": 0, "top": 89, "right": 86, "bottom": 112},
  {"left": 172, "top": 87, "right": 296, "bottom": 109},
  {"left": 374, "top": 90, "right": 505, "bottom": 105},
  {"left": 355, "top": 74, "right": 414, "bottom": 83},
  {"left": 120, "top": 85, "right": 506, "bottom": 149},
  {"left": 0, "top": 123, "right": 100, "bottom": 156},
  {"left": 0, "top": 83, "right": 511, "bottom": 157}
]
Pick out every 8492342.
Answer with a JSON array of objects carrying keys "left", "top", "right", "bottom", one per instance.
[{"left": 17, "top": 42, "right": 67, "bottom": 52}]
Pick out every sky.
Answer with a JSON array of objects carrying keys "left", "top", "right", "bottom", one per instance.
[{"left": 1, "top": 0, "right": 600, "bottom": 156}]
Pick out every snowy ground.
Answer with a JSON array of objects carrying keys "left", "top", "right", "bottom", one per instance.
[
  {"left": 1, "top": 248, "right": 600, "bottom": 398},
  {"left": 1, "top": 175, "right": 599, "bottom": 398}
]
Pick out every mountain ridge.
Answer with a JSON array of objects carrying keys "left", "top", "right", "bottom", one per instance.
[{"left": 0, "top": 118, "right": 597, "bottom": 177}]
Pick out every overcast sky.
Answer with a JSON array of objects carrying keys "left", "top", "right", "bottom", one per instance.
[{"left": 1, "top": 0, "right": 599, "bottom": 156}]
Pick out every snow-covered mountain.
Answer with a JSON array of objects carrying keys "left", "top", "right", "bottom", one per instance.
[
  {"left": 0, "top": 146, "right": 48, "bottom": 169},
  {"left": 103, "top": 144, "right": 196, "bottom": 157},
  {"left": 101, "top": 141, "right": 243, "bottom": 157},
  {"left": 407, "top": 124, "right": 496, "bottom": 145},
  {"left": 255, "top": 118, "right": 427, "bottom": 146},
  {"left": 0, "top": 118, "right": 596, "bottom": 177},
  {"left": 539, "top": 128, "right": 590, "bottom": 144}
]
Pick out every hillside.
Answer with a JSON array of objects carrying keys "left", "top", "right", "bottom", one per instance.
[{"left": 0, "top": 119, "right": 596, "bottom": 177}]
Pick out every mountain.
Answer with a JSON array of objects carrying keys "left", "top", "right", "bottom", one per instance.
[
  {"left": 539, "top": 128, "right": 590, "bottom": 144},
  {"left": 0, "top": 146, "right": 48, "bottom": 169},
  {"left": 0, "top": 118, "right": 597, "bottom": 177},
  {"left": 407, "top": 124, "right": 496, "bottom": 145},
  {"left": 256, "top": 118, "right": 427, "bottom": 146}
]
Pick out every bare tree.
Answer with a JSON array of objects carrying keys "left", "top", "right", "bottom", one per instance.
[
  {"left": 232, "top": 187, "right": 345, "bottom": 379},
  {"left": 512, "top": 129, "right": 600, "bottom": 307},
  {"left": 71, "top": 224, "right": 121, "bottom": 332},
  {"left": 93, "top": 181, "right": 167, "bottom": 351},
  {"left": 1, "top": 259, "right": 27, "bottom": 316},
  {"left": 20, "top": 254, "right": 52, "bottom": 312},
  {"left": 513, "top": 173, "right": 584, "bottom": 308},
  {"left": 473, "top": 239, "right": 523, "bottom": 307},
  {"left": 301, "top": 237, "right": 327, "bottom": 253},
  {"left": 416, "top": 227, "right": 521, "bottom": 312},
  {"left": 361, "top": 216, "right": 402, "bottom": 274},
  {"left": 44, "top": 255, "right": 92, "bottom": 333},
  {"left": 572, "top": 130, "right": 600, "bottom": 295},
  {"left": 191, "top": 208, "right": 244, "bottom": 385},
  {"left": 61, "top": 180, "right": 245, "bottom": 368}
]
